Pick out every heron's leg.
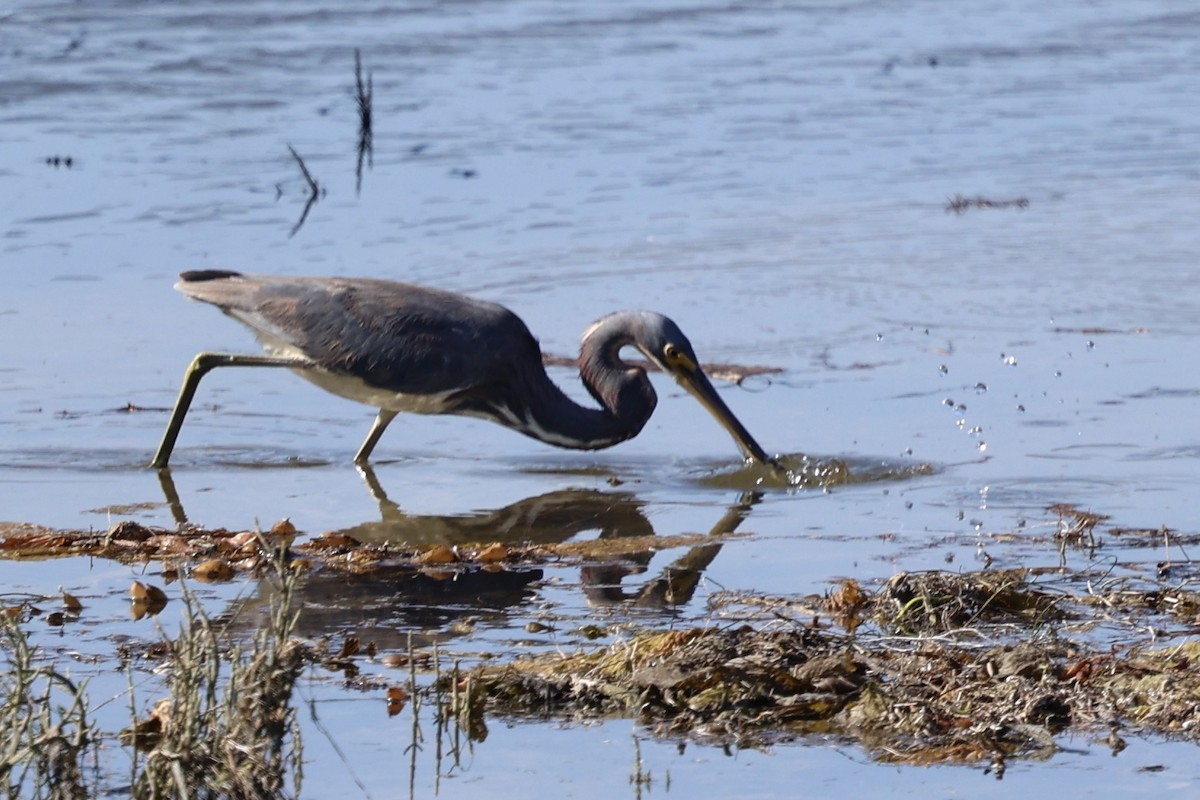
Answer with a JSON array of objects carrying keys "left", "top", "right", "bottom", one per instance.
[
  {"left": 150, "top": 352, "right": 313, "bottom": 468},
  {"left": 355, "top": 461, "right": 388, "bottom": 501},
  {"left": 355, "top": 461, "right": 405, "bottom": 521},
  {"left": 354, "top": 409, "right": 398, "bottom": 464},
  {"left": 155, "top": 467, "right": 188, "bottom": 525}
]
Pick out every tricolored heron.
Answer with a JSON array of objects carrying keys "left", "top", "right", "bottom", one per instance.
[{"left": 150, "top": 270, "right": 775, "bottom": 469}]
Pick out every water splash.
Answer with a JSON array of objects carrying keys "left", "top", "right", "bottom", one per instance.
[{"left": 699, "top": 453, "right": 936, "bottom": 491}]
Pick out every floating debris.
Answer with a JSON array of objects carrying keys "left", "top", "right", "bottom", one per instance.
[
  {"left": 542, "top": 353, "right": 782, "bottom": 384},
  {"left": 354, "top": 48, "right": 373, "bottom": 194},
  {"left": 945, "top": 194, "right": 1029, "bottom": 215},
  {"left": 8, "top": 508, "right": 1200, "bottom": 765},
  {"left": 463, "top": 569, "right": 1200, "bottom": 760}
]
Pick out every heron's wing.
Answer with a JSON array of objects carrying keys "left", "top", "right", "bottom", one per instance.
[{"left": 178, "top": 273, "right": 541, "bottom": 396}]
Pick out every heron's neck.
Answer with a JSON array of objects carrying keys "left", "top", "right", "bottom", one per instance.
[
  {"left": 473, "top": 319, "right": 656, "bottom": 450},
  {"left": 501, "top": 367, "right": 653, "bottom": 450}
]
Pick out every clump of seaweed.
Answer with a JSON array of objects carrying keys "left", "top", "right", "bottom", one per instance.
[
  {"left": 872, "top": 568, "right": 1063, "bottom": 636},
  {"left": 470, "top": 626, "right": 866, "bottom": 737},
  {"left": 460, "top": 566, "right": 1200, "bottom": 765}
]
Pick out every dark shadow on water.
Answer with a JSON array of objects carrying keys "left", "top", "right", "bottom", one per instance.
[{"left": 283, "top": 563, "right": 545, "bottom": 649}]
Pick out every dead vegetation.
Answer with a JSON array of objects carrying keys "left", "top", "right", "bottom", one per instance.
[
  {"left": 542, "top": 353, "right": 782, "bottom": 385},
  {"left": 462, "top": 567, "right": 1200, "bottom": 765},
  {"left": 354, "top": 48, "right": 373, "bottom": 194},
  {"left": 2, "top": 547, "right": 307, "bottom": 799},
  {"left": 0, "top": 616, "right": 93, "bottom": 799},
  {"left": 4, "top": 501, "right": 1200, "bottom": 776},
  {"left": 0, "top": 519, "right": 743, "bottom": 579},
  {"left": 122, "top": 561, "right": 307, "bottom": 799},
  {"left": 945, "top": 194, "right": 1029, "bottom": 214}
]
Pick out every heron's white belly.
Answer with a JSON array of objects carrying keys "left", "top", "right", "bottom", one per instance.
[
  {"left": 294, "top": 367, "right": 461, "bottom": 414},
  {"left": 252, "top": 333, "right": 460, "bottom": 414}
]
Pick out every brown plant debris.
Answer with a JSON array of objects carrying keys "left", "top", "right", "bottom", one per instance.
[
  {"left": 945, "top": 194, "right": 1030, "bottom": 214},
  {"left": 542, "top": 353, "right": 782, "bottom": 384},
  {"left": 464, "top": 620, "right": 1200, "bottom": 763},
  {"left": 457, "top": 567, "right": 1200, "bottom": 762},
  {"left": 9, "top": 512, "right": 1200, "bottom": 766},
  {"left": 1051, "top": 326, "right": 1149, "bottom": 336},
  {"left": 871, "top": 569, "right": 1063, "bottom": 635},
  {"left": 0, "top": 520, "right": 741, "bottom": 575}
]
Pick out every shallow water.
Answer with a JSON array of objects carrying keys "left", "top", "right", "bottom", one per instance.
[{"left": 2, "top": 0, "right": 1200, "bottom": 795}]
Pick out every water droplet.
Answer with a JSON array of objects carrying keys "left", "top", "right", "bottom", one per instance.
[
  {"left": 1086, "top": 340, "right": 1095, "bottom": 350},
  {"left": 955, "top": 403, "right": 967, "bottom": 413},
  {"left": 938, "top": 364, "right": 949, "bottom": 375},
  {"left": 1054, "top": 370, "right": 1062, "bottom": 378},
  {"left": 1003, "top": 355, "right": 1018, "bottom": 366},
  {"left": 943, "top": 397, "right": 955, "bottom": 407},
  {"left": 978, "top": 441, "right": 988, "bottom": 452},
  {"left": 876, "top": 333, "right": 883, "bottom": 341},
  {"left": 974, "top": 382, "right": 988, "bottom": 394},
  {"left": 1016, "top": 404, "right": 1026, "bottom": 412}
]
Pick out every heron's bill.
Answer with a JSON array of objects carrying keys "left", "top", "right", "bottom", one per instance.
[{"left": 678, "top": 370, "right": 775, "bottom": 467}]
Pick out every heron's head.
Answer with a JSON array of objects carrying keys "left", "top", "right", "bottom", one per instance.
[{"left": 581, "top": 311, "right": 772, "bottom": 465}]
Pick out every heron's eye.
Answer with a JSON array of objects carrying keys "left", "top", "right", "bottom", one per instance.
[{"left": 662, "top": 343, "right": 696, "bottom": 372}]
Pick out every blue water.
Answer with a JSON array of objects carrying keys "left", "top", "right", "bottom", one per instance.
[{"left": 2, "top": 0, "right": 1200, "bottom": 795}]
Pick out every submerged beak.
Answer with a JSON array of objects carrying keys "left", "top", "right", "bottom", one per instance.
[{"left": 674, "top": 367, "right": 774, "bottom": 467}]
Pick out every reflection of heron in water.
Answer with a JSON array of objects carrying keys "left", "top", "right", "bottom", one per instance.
[
  {"left": 349, "top": 465, "right": 761, "bottom": 609},
  {"left": 155, "top": 462, "right": 653, "bottom": 546},
  {"left": 158, "top": 467, "right": 761, "bottom": 647},
  {"left": 348, "top": 463, "right": 654, "bottom": 548},
  {"left": 150, "top": 271, "right": 779, "bottom": 469},
  {"left": 580, "top": 491, "right": 759, "bottom": 608}
]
